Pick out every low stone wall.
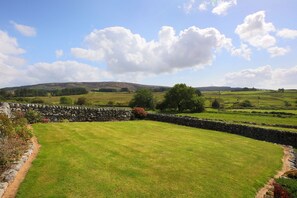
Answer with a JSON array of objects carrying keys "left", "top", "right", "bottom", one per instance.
[
  {"left": 8, "top": 103, "right": 132, "bottom": 122},
  {"left": 147, "top": 113, "right": 297, "bottom": 148}
]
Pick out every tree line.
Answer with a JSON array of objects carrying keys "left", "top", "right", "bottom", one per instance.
[{"left": 0, "top": 87, "right": 88, "bottom": 98}]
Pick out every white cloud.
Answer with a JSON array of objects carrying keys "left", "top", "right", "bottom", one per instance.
[
  {"left": 212, "top": 0, "right": 237, "bottom": 15},
  {"left": 224, "top": 65, "right": 297, "bottom": 89},
  {"left": 231, "top": 44, "right": 252, "bottom": 60},
  {"left": 26, "top": 61, "right": 111, "bottom": 84},
  {"left": 267, "top": 47, "right": 290, "bottom": 57},
  {"left": 55, "top": 49, "right": 64, "bottom": 58},
  {"left": 198, "top": 2, "right": 208, "bottom": 11},
  {"left": 71, "top": 26, "right": 235, "bottom": 75},
  {"left": 0, "top": 30, "right": 27, "bottom": 87},
  {"left": 277, "top": 28, "right": 297, "bottom": 39},
  {"left": 181, "top": 0, "right": 196, "bottom": 14},
  {"left": 235, "top": 11, "right": 276, "bottom": 49},
  {"left": 10, "top": 21, "right": 36, "bottom": 37}
]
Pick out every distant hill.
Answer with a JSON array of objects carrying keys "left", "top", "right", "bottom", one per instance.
[
  {"left": 1, "top": 82, "right": 169, "bottom": 92},
  {"left": 1, "top": 82, "right": 258, "bottom": 92}
]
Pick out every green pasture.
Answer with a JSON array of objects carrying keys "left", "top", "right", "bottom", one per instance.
[
  {"left": 203, "top": 90, "right": 297, "bottom": 109},
  {"left": 180, "top": 111, "right": 297, "bottom": 131},
  {"left": 18, "top": 121, "right": 283, "bottom": 197}
]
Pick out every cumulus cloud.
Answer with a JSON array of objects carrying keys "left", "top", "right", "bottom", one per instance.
[
  {"left": 224, "top": 65, "right": 297, "bottom": 89},
  {"left": 230, "top": 44, "right": 252, "bottom": 60},
  {"left": 235, "top": 11, "right": 276, "bottom": 49},
  {"left": 182, "top": 0, "right": 237, "bottom": 15},
  {"left": 267, "top": 47, "right": 290, "bottom": 57},
  {"left": 277, "top": 28, "right": 297, "bottom": 39},
  {"left": 0, "top": 30, "right": 27, "bottom": 87},
  {"left": 212, "top": 0, "right": 237, "bottom": 15},
  {"left": 10, "top": 21, "right": 36, "bottom": 37},
  {"left": 26, "top": 61, "right": 111, "bottom": 84},
  {"left": 55, "top": 50, "right": 64, "bottom": 58},
  {"left": 71, "top": 26, "right": 237, "bottom": 74}
]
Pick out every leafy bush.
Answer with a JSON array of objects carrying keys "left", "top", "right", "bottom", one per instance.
[
  {"left": 132, "top": 107, "right": 147, "bottom": 119},
  {"left": 0, "top": 137, "right": 29, "bottom": 171},
  {"left": 157, "top": 84, "right": 204, "bottom": 112},
  {"left": 60, "top": 96, "right": 73, "bottom": 105},
  {"left": 239, "top": 100, "right": 253, "bottom": 108},
  {"left": 12, "top": 111, "right": 33, "bottom": 140},
  {"left": 275, "top": 178, "right": 297, "bottom": 198},
  {"left": 41, "top": 118, "right": 50, "bottom": 123},
  {"left": 212, "top": 99, "right": 221, "bottom": 109},
  {"left": 129, "top": 88, "right": 155, "bottom": 110},
  {"left": 76, "top": 97, "right": 88, "bottom": 105},
  {"left": 0, "top": 114, "right": 15, "bottom": 137},
  {"left": 25, "top": 109, "right": 42, "bottom": 124}
]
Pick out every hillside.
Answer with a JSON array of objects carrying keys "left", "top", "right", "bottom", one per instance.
[
  {"left": 1, "top": 82, "right": 169, "bottom": 92},
  {"left": 1, "top": 82, "right": 260, "bottom": 92}
]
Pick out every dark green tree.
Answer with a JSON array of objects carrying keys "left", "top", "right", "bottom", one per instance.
[
  {"left": 129, "top": 88, "right": 155, "bottom": 110},
  {"left": 160, "top": 84, "right": 204, "bottom": 112},
  {"left": 76, "top": 97, "right": 88, "bottom": 105},
  {"left": 212, "top": 99, "right": 220, "bottom": 109}
]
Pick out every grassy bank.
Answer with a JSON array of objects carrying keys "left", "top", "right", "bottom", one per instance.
[{"left": 18, "top": 121, "right": 282, "bottom": 197}]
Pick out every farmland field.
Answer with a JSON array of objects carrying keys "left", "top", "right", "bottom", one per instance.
[
  {"left": 6, "top": 89, "right": 296, "bottom": 110},
  {"left": 17, "top": 121, "right": 283, "bottom": 197}
]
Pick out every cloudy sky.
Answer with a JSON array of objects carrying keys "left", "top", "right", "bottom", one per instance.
[{"left": 0, "top": 0, "right": 296, "bottom": 89}]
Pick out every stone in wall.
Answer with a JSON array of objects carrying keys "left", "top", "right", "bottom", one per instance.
[
  {"left": 0, "top": 102, "right": 11, "bottom": 118},
  {"left": 8, "top": 103, "right": 132, "bottom": 122}
]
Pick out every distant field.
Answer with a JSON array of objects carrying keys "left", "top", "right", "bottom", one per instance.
[
  {"left": 11, "top": 90, "right": 296, "bottom": 109},
  {"left": 17, "top": 121, "right": 283, "bottom": 197},
  {"left": 26, "top": 92, "right": 164, "bottom": 106},
  {"left": 180, "top": 111, "right": 297, "bottom": 132},
  {"left": 203, "top": 90, "right": 297, "bottom": 109}
]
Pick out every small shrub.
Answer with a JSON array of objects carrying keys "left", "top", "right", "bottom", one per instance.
[
  {"left": 60, "top": 96, "right": 73, "bottom": 105},
  {"left": 0, "top": 137, "right": 29, "bottom": 171},
  {"left": 107, "top": 101, "right": 114, "bottom": 107},
  {"left": 0, "top": 114, "right": 15, "bottom": 137},
  {"left": 275, "top": 178, "right": 297, "bottom": 198},
  {"left": 76, "top": 97, "right": 88, "bottom": 105},
  {"left": 273, "top": 181, "right": 291, "bottom": 198},
  {"left": 212, "top": 99, "right": 220, "bottom": 109},
  {"left": 25, "top": 109, "right": 42, "bottom": 124},
  {"left": 132, "top": 107, "right": 147, "bottom": 119},
  {"left": 239, "top": 100, "right": 253, "bottom": 108},
  {"left": 41, "top": 118, "right": 50, "bottom": 123}
]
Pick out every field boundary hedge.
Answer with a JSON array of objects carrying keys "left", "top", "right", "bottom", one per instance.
[{"left": 147, "top": 113, "right": 297, "bottom": 148}]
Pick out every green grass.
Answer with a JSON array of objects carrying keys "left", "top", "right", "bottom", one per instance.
[
  {"left": 180, "top": 111, "right": 297, "bottom": 129},
  {"left": 203, "top": 90, "right": 297, "bottom": 109},
  {"left": 18, "top": 121, "right": 283, "bottom": 197},
  {"left": 5, "top": 89, "right": 296, "bottom": 110}
]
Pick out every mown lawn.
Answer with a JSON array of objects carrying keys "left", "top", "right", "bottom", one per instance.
[{"left": 18, "top": 121, "right": 283, "bottom": 197}]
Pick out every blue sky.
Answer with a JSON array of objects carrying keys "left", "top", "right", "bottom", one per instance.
[{"left": 0, "top": 0, "right": 296, "bottom": 89}]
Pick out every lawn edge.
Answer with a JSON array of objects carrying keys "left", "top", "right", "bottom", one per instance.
[{"left": 1, "top": 137, "right": 40, "bottom": 198}]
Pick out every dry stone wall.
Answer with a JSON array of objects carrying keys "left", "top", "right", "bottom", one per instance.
[
  {"left": 147, "top": 113, "right": 297, "bottom": 148},
  {"left": 8, "top": 103, "right": 132, "bottom": 122}
]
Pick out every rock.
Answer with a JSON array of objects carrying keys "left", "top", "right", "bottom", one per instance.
[
  {"left": 3, "top": 169, "right": 18, "bottom": 183},
  {"left": 0, "top": 188, "right": 5, "bottom": 197},
  {"left": 0, "top": 102, "right": 11, "bottom": 118},
  {"left": 0, "top": 182, "right": 8, "bottom": 190}
]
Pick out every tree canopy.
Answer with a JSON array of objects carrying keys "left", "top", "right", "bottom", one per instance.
[
  {"left": 129, "top": 88, "right": 155, "bottom": 110},
  {"left": 157, "top": 83, "right": 204, "bottom": 112}
]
